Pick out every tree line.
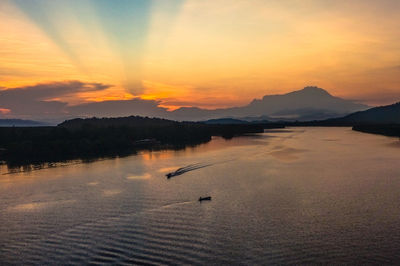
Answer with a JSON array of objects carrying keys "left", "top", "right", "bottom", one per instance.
[{"left": 0, "top": 116, "right": 267, "bottom": 165}]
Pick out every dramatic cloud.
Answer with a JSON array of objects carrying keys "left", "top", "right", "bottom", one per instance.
[
  {"left": 0, "top": 108, "right": 11, "bottom": 114},
  {"left": 0, "top": 81, "right": 111, "bottom": 119},
  {"left": 0, "top": 80, "right": 168, "bottom": 122},
  {"left": 0, "top": 81, "right": 110, "bottom": 101},
  {"left": 2, "top": 0, "right": 400, "bottom": 107}
]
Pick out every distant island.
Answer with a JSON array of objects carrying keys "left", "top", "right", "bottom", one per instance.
[{"left": 0, "top": 116, "right": 282, "bottom": 166}]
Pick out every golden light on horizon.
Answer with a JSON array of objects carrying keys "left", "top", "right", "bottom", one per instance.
[{"left": 1, "top": 0, "right": 400, "bottom": 115}]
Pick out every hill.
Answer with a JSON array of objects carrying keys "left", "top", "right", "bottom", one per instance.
[{"left": 333, "top": 102, "right": 400, "bottom": 125}]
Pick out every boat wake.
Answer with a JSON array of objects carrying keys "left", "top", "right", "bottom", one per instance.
[
  {"left": 165, "top": 158, "right": 235, "bottom": 179},
  {"left": 166, "top": 163, "right": 212, "bottom": 178}
]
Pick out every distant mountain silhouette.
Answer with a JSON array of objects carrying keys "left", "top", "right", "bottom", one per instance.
[
  {"left": 0, "top": 119, "right": 49, "bottom": 127},
  {"left": 168, "top": 86, "right": 368, "bottom": 121},
  {"left": 203, "top": 118, "right": 250, "bottom": 124},
  {"left": 330, "top": 102, "right": 400, "bottom": 125},
  {"left": 1, "top": 85, "right": 370, "bottom": 123}
]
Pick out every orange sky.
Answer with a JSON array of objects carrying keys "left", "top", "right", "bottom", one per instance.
[{"left": 1, "top": 0, "right": 400, "bottom": 111}]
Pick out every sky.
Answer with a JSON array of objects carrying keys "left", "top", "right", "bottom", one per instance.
[{"left": 1, "top": 0, "right": 400, "bottom": 120}]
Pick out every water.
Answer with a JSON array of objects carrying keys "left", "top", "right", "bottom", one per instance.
[{"left": 1, "top": 127, "right": 400, "bottom": 265}]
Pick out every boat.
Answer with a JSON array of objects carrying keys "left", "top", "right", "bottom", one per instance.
[
  {"left": 166, "top": 172, "right": 181, "bottom": 179},
  {"left": 165, "top": 167, "right": 185, "bottom": 179},
  {"left": 198, "top": 196, "right": 212, "bottom": 202}
]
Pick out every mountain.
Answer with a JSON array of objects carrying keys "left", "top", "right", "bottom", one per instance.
[
  {"left": 0, "top": 119, "right": 50, "bottom": 127},
  {"left": 0, "top": 86, "right": 369, "bottom": 123},
  {"left": 168, "top": 86, "right": 368, "bottom": 121},
  {"left": 331, "top": 102, "right": 400, "bottom": 125}
]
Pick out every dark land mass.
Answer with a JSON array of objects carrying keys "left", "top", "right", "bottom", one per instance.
[
  {"left": 352, "top": 125, "right": 400, "bottom": 138},
  {"left": 326, "top": 102, "right": 400, "bottom": 125},
  {"left": 0, "top": 116, "right": 280, "bottom": 166},
  {"left": 1, "top": 101, "right": 399, "bottom": 167}
]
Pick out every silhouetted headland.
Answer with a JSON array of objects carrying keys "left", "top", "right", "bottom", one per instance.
[
  {"left": 352, "top": 125, "right": 400, "bottom": 137},
  {"left": 0, "top": 116, "right": 276, "bottom": 166}
]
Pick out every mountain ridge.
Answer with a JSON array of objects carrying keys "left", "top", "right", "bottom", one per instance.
[{"left": 168, "top": 86, "right": 369, "bottom": 121}]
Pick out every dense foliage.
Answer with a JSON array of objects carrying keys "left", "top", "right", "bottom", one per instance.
[{"left": 0, "top": 116, "right": 265, "bottom": 165}]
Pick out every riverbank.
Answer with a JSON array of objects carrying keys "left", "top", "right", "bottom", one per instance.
[{"left": 0, "top": 116, "right": 277, "bottom": 166}]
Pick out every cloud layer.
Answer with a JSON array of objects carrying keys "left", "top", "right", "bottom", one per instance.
[
  {"left": 0, "top": 81, "right": 167, "bottom": 122},
  {"left": 1, "top": 0, "right": 400, "bottom": 109}
]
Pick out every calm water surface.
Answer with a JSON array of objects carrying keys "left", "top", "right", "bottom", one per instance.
[{"left": 1, "top": 127, "right": 400, "bottom": 265}]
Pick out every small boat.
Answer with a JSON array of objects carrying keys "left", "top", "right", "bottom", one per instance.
[
  {"left": 198, "top": 196, "right": 211, "bottom": 202},
  {"left": 166, "top": 167, "right": 185, "bottom": 179}
]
